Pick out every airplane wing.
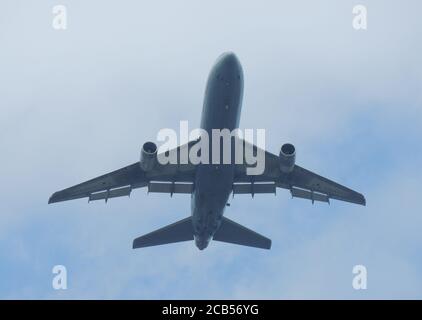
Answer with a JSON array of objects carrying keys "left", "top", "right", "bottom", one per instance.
[
  {"left": 48, "top": 141, "right": 197, "bottom": 204},
  {"left": 234, "top": 140, "right": 366, "bottom": 205}
]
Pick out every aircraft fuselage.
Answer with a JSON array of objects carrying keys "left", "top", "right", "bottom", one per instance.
[{"left": 192, "top": 52, "right": 244, "bottom": 250}]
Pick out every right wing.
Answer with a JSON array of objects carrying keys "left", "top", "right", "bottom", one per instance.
[
  {"left": 48, "top": 141, "right": 198, "bottom": 204},
  {"left": 280, "top": 164, "right": 366, "bottom": 205},
  {"left": 234, "top": 139, "right": 366, "bottom": 206}
]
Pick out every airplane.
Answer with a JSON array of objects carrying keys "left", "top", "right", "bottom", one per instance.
[{"left": 48, "top": 52, "right": 366, "bottom": 250}]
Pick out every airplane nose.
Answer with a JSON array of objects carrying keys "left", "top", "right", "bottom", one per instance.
[
  {"left": 213, "top": 52, "right": 243, "bottom": 82},
  {"left": 218, "top": 52, "right": 241, "bottom": 70}
]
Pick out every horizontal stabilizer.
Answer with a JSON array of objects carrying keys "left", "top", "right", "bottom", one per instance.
[
  {"left": 213, "top": 217, "right": 271, "bottom": 249},
  {"left": 133, "top": 217, "right": 194, "bottom": 249}
]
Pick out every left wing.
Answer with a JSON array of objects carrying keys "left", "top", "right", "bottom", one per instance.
[
  {"left": 49, "top": 162, "right": 145, "bottom": 203},
  {"left": 234, "top": 140, "right": 366, "bottom": 205},
  {"left": 48, "top": 142, "right": 197, "bottom": 204}
]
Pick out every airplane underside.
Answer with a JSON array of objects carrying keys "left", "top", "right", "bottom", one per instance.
[{"left": 48, "top": 52, "right": 365, "bottom": 251}]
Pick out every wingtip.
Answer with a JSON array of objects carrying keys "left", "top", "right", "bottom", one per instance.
[
  {"left": 132, "top": 238, "right": 142, "bottom": 249},
  {"left": 359, "top": 194, "right": 366, "bottom": 206},
  {"left": 48, "top": 192, "right": 60, "bottom": 204}
]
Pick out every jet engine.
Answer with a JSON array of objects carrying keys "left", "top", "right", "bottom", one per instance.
[
  {"left": 140, "top": 141, "right": 158, "bottom": 172},
  {"left": 279, "top": 143, "right": 296, "bottom": 173}
]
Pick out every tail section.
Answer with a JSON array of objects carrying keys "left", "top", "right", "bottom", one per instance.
[
  {"left": 132, "top": 216, "right": 271, "bottom": 250},
  {"left": 213, "top": 217, "right": 271, "bottom": 249},
  {"left": 133, "top": 217, "right": 193, "bottom": 249}
]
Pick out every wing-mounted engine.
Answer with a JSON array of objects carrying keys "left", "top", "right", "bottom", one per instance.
[
  {"left": 140, "top": 141, "right": 158, "bottom": 171},
  {"left": 279, "top": 143, "right": 296, "bottom": 173}
]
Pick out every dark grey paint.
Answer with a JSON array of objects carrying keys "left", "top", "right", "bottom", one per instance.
[
  {"left": 48, "top": 52, "right": 365, "bottom": 251},
  {"left": 193, "top": 52, "right": 244, "bottom": 250}
]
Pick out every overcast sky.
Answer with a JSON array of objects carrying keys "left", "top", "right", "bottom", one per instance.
[{"left": 1, "top": 0, "right": 422, "bottom": 299}]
